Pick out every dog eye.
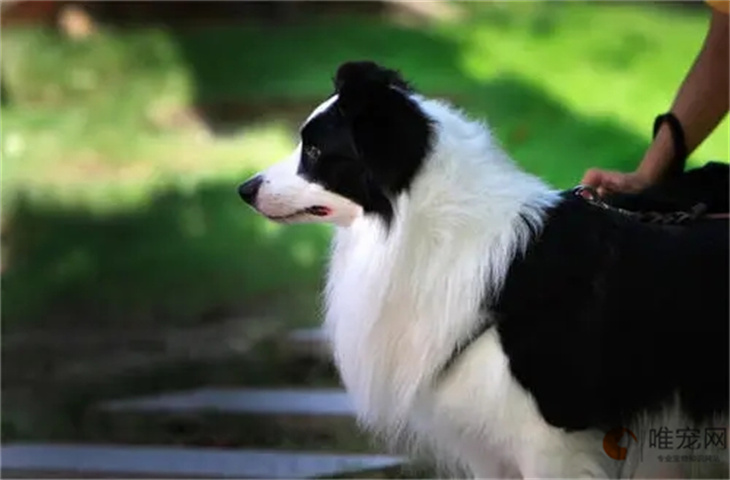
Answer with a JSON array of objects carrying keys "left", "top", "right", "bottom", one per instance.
[{"left": 304, "top": 145, "right": 321, "bottom": 162}]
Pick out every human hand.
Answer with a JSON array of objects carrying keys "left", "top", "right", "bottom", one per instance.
[{"left": 579, "top": 169, "right": 655, "bottom": 198}]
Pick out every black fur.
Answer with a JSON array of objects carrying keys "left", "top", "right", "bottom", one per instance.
[
  {"left": 297, "top": 61, "right": 433, "bottom": 224},
  {"left": 495, "top": 166, "right": 729, "bottom": 432}
]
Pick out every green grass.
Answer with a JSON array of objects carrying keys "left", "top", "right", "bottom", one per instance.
[{"left": 1, "top": 1, "right": 728, "bottom": 330}]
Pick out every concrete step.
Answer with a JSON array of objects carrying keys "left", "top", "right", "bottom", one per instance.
[
  {"left": 0, "top": 443, "right": 405, "bottom": 479},
  {"left": 100, "top": 388, "right": 353, "bottom": 416},
  {"left": 85, "top": 388, "right": 372, "bottom": 453}
]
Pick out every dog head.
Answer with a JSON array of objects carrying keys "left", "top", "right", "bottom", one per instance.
[{"left": 238, "top": 61, "right": 434, "bottom": 227}]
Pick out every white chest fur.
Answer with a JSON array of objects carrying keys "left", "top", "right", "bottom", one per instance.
[{"left": 323, "top": 174, "right": 556, "bottom": 431}]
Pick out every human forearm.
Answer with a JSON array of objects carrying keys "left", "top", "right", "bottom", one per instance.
[{"left": 638, "top": 10, "right": 729, "bottom": 183}]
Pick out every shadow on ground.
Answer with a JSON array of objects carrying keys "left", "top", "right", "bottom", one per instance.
[{"left": 2, "top": 174, "right": 331, "bottom": 331}]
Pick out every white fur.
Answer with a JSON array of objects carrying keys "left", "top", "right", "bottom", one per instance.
[{"left": 304, "top": 94, "right": 338, "bottom": 124}]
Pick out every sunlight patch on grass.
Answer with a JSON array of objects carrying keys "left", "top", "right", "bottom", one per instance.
[
  {"left": 1, "top": 121, "right": 295, "bottom": 214},
  {"left": 1, "top": 26, "right": 192, "bottom": 109},
  {"left": 451, "top": 2, "right": 728, "bottom": 165},
  {"left": 291, "top": 240, "right": 320, "bottom": 267},
  {"left": 260, "top": 220, "right": 285, "bottom": 240}
]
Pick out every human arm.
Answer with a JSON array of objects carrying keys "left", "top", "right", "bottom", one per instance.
[{"left": 581, "top": 8, "right": 729, "bottom": 196}]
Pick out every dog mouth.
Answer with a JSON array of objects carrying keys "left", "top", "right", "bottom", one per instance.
[{"left": 266, "top": 205, "right": 331, "bottom": 222}]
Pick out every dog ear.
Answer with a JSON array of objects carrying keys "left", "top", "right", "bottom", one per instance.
[
  {"left": 333, "top": 61, "right": 411, "bottom": 119},
  {"left": 334, "top": 61, "right": 410, "bottom": 91},
  {"left": 330, "top": 62, "right": 432, "bottom": 195}
]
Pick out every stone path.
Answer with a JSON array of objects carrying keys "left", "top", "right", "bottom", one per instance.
[{"left": 0, "top": 444, "right": 403, "bottom": 479}]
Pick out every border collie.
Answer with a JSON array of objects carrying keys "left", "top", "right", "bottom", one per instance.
[{"left": 238, "top": 61, "right": 728, "bottom": 478}]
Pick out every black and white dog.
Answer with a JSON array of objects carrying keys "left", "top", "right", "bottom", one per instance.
[{"left": 239, "top": 61, "right": 728, "bottom": 478}]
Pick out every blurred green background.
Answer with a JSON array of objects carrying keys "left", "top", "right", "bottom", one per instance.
[{"left": 1, "top": 0, "right": 728, "bottom": 459}]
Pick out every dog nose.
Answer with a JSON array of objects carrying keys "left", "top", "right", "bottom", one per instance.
[{"left": 238, "top": 176, "right": 263, "bottom": 205}]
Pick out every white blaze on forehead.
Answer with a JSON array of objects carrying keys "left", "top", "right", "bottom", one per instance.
[
  {"left": 303, "top": 94, "right": 339, "bottom": 126},
  {"left": 253, "top": 142, "right": 363, "bottom": 227}
]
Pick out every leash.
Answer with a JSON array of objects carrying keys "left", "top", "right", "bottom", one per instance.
[{"left": 571, "top": 185, "right": 729, "bottom": 225}]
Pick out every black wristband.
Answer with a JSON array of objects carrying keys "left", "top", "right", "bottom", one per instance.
[{"left": 652, "top": 112, "right": 687, "bottom": 176}]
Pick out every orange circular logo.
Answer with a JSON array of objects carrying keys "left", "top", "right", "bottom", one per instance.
[{"left": 603, "top": 427, "right": 638, "bottom": 460}]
